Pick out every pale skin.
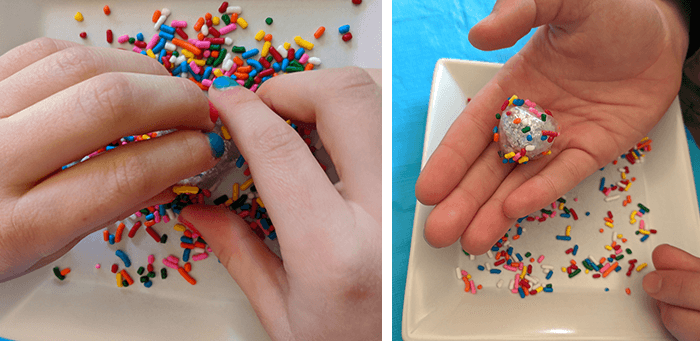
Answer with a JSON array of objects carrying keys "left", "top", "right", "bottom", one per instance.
[
  {"left": 0, "top": 38, "right": 381, "bottom": 340},
  {"left": 414, "top": 0, "right": 699, "bottom": 339}
]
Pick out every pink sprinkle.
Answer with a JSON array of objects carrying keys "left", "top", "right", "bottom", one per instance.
[
  {"left": 95, "top": 264, "right": 101, "bottom": 269},
  {"left": 518, "top": 263, "right": 524, "bottom": 270},
  {"left": 551, "top": 202, "right": 556, "bottom": 209},
  {"left": 170, "top": 20, "right": 188, "bottom": 28},
  {"left": 636, "top": 211, "right": 643, "bottom": 217},
  {"left": 615, "top": 248, "right": 622, "bottom": 255},
  {"left": 639, "top": 220, "right": 645, "bottom": 230},
  {"left": 600, "top": 263, "right": 611, "bottom": 273},
  {"left": 154, "top": 211, "right": 161, "bottom": 223},
  {"left": 192, "top": 253, "right": 209, "bottom": 261},
  {"left": 146, "top": 33, "right": 160, "bottom": 50},
  {"left": 195, "top": 40, "right": 211, "bottom": 49},
  {"left": 135, "top": 211, "right": 142, "bottom": 218},
  {"left": 202, "top": 79, "right": 213, "bottom": 87},
  {"left": 192, "top": 233, "right": 200, "bottom": 240},
  {"left": 167, "top": 255, "right": 179, "bottom": 263},
  {"left": 203, "top": 50, "right": 211, "bottom": 58},
  {"left": 551, "top": 211, "right": 557, "bottom": 217},
  {"left": 188, "top": 38, "right": 198, "bottom": 45},
  {"left": 298, "top": 53, "right": 309, "bottom": 64},
  {"left": 542, "top": 213, "right": 549, "bottom": 219},
  {"left": 524, "top": 99, "right": 532, "bottom": 107},
  {"left": 236, "top": 80, "right": 246, "bottom": 86},
  {"left": 163, "top": 215, "right": 170, "bottom": 223},
  {"left": 223, "top": 68, "right": 235, "bottom": 77},
  {"left": 469, "top": 280, "right": 476, "bottom": 294},
  {"left": 189, "top": 61, "right": 201, "bottom": 74},
  {"left": 461, "top": 270, "right": 469, "bottom": 277},
  {"left": 250, "top": 84, "right": 258, "bottom": 92},
  {"left": 148, "top": 255, "right": 155, "bottom": 264},
  {"left": 117, "top": 35, "right": 129, "bottom": 44},
  {"left": 162, "top": 259, "right": 178, "bottom": 269},
  {"left": 574, "top": 198, "right": 578, "bottom": 202},
  {"left": 537, "top": 255, "right": 544, "bottom": 263},
  {"left": 219, "top": 23, "right": 236, "bottom": 35},
  {"left": 503, "top": 265, "right": 517, "bottom": 272},
  {"left": 603, "top": 188, "right": 612, "bottom": 196}
]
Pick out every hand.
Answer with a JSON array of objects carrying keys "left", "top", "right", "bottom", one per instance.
[
  {"left": 180, "top": 67, "right": 381, "bottom": 340},
  {"left": 0, "top": 38, "right": 222, "bottom": 282},
  {"left": 643, "top": 244, "right": 700, "bottom": 340},
  {"left": 415, "top": 0, "right": 689, "bottom": 254}
]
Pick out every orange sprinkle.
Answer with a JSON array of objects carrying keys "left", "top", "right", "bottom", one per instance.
[
  {"left": 103, "top": 5, "right": 111, "bottom": 15},
  {"left": 513, "top": 235, "right": 520, "bottom": 240},
  {"left": 599, "top": 257, "right": 606, "bottom": 265},
  {"left": 144, "top": 220, "right": 156, "bottom": 227},
  {"left": 211, "top": 50, "right": 219, "bottom": 58},
  {"left": 304, "top": 63, "right": 314, "bottom": 71},
  {"left": 178, "top": 267, "right": 197, "bottom": 285},
  {"left": 115, "top": 222, "right": 125, "bottom": 243},
  {"left": 462, "top": 277, "right": 470, "bottom": 292},
  {"left": 230, "top": 13, "right": 238, "bottom": 22},
  {"left": 631, "top": 177, "right": 636, "bottom": 182},
  {"left": 604, "top": 217, "right": 614, "bottom": 223},
  {"left": 60, "top": 268, "right": 71, "bottom": 276},
  {"left": 513, "top": 118, "right": 522, "bottom": 124},
  {"left": 233, "top": 56, "right": 244, "bottom": 65},
  {"left": 530, "top": 258, "right": 535, "bottom": 262},
  {"left": 603, "top": 262, "right": 618, "bottom": 277},
  {"left": 194, "top": 17, "right": 205, "bottom": 31},
  {"left": 314, "top": 26, "right": 326, "bottom": 39},
  {"left": 184, "top": 262, "right": 192, "bottom": 272},
  {"left": 493, "top": 133, "right": 499, "bottom": 142},
  {"left": 189, "top": 77, "right": 208, "bottom": 90},
  {"left": 505, "top": 254, "right": 510, "bottom": 261},
  {"left": 205, "top": 12, "right": 212, "bottom": 20},
  {"left": 626, "top": 195, "right": 631, "bottom": 201},
  {"left": 237, "top": 65, "right": 253, "bottom": 73},
  {"left": 570, "top": 259, "right": 577, "bottom": 265},
  {"left": 511, "top": 262, "right": 520, "bottom": 267},
  {"left": 197, "top": 33, "right": 205, "bottom": 41},
  {"left": 152, "top": 10, "right": 161, "bottom": 23},
  {"left": 625, "top": 288, "right": 631, "bottom": 295},
  {"left": 103, "top": 230, "right": 109, "bottom": 242},
  {"left": 264, "top": 34, "right": 273, "bottom": 41},
  {"left": 613, "top": 160, "right": 618, "bottom": 165},
  {"left": 233, "top": 72, "right": 249, "bottom": 80},
  {"left": 622, "top": 238, "right": 628, "bottom": 243},
  {"left": 495, "top": 252, "right": 502, "bottom": 260},
  {"left": 171, "top": 38, "right": 202, "bottom": 55},
  {"left": 477, "top": 285, "right": 483, "bottom": 290},
  {"left": 599, "top": 228, "right": 604, "bottom": 233},
  {"left": 120, "top": 269, "right": 134, "bottom": 285}
]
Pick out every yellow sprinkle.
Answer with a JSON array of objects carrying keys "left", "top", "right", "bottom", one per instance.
[
  {"left": 173, "top": 224, "right": 186, "bottom": 232},
  {"left": 632, "top": 152, "right": 639, "bottom": 160},
  {"left": 584, "top": 269, "right": 589, "bottom": 274},
  {"left": 605, "top": 222, "right": 614, "bottom": 228},
  {"left": 630, "top": 211, "right": 637, "bottom": 219},
  {"left": 509, "top": 95, "right": 518, "bottom": 106},
  {"left": 241, "top": 178, "right": 254, "bottom": 191},
  {"left": 518, "top": 156, "right": 529, "bottom": 164},
  {"left": 561, "top": 267, "right": 567, "bottom": 272},
  {"left": 182, "top": 49, "right": 194, "bottom": 58},
  {"left": 639, "top": 229, "right": 650, "bottom": 235},
  {"left": 236, "top": 17, "right": 248, "bottom": 29},
  {"left": 630, "top": 219, "right": 637, "bottom": 224},
  {"left": 173, "top": 185, "right": 200, "bottom": 194},
  {"left": 565, "top": 225, "right": 571, "bottom": 237},
  {"left": 294, "top": 36, "right": 314, "bottom": 50},
  {"left": 504, "top": 152, "right": 515, "bottom": 159},
  {"left": 558, "top": 203, "right": 565, "bottom": 210},
  {"left": 193, "top": 59, "right": 206, "bottom": 66},
  {"left": 116, "top": 273, "right": 123, "bottom": 287},
  {"left": 212, "top": 16, "right": 220, "bottom": 25},
  {"left": 542, "top": 150, "right": 552, "bottom": 156},
  {"left": 213, "top": 69, "right": 224, "bottom": 77},
  {"left": 146, "top": 49, "right": 156, "bottom": 59},
  {"left": 466, "top": 274, "right": 471, "bottom": 280},
  {"left": 636, "top": 263, "right": 648, "bottom": 272},
  {"left": 255, "top": 30, "right": 266, "bottom": 41},
  {"left": 536, "top": 286, "right": 543, "bottom": 293},
  {"left": 262, "top": 41, "right": 271, "bottom": 57},
  {"left": 617, "top": 234, "right": 623, "bottom": 239},
  {"left": 520, "top": 266, "right": 526, "bottom": 279},
  {"left": 641, "top": 137, "right": 649, "bottom": 142},
  {"left": 256, "top": 197, "right": 265, "bottom": 208},
  {"left": 625, "top": 182, "right": 632, "bottom": 191},
  {"left": 224, "top": 198, "right": 234, "bottom": 206},
  {"left": 232, "top": 183, "right": 239, "bottom": 200},
  {"left": 74, "top": 12, "right": 84, "bottom": 22},
  {"left": 141, "top": 134, "right": 150, "bottom": 140},
  {"left": 221, "top": 126, "right": 231, "bottom": 140},
  {"left": 283, "top": 42, "right": 291, "bottom": 50},
  {"left": 621, "top": 172, "right": 626, "bottom": 179},
  {"left": 604, "top": 245, "right": 613, "bottom": 251}
]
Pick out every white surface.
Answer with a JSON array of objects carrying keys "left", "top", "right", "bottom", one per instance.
[
  {"left": 402, "top": 59, "right": 700, "bottom": 340},
  {"left": 0, "top": 1, "right": 381, "bottom": 340}
]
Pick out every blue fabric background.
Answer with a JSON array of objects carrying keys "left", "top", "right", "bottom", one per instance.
[{"left": 391, "top": 0, "right": 700, "bottom": 339}]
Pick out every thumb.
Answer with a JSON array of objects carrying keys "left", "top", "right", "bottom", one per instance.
[
  {"left": 179, "top": 204, "right": 293, "bottom": 340},
  {"left": 468, "top": 0, "right": 588, "bottom": 51}
]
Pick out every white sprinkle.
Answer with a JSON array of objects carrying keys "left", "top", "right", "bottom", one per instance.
[
  {"left": 532, "top": 284, "right": 542, "bottom": 291},
  {"left": 508, "top": 279, "right": 514, "bottom": 290},
  {"left": 201, "top": 24, "right": 209, "bottom": 36},
  {"left": 543, "top": 269, "right": 550, "bottom": 275},
  {"left": 278, "top": 45, "right": 287, "bottom": 58},
  {"left": 485, "top": 263, "right": 491, "bottom": 271},
  {"left": 308, "top": 57, "right": 322, "bottom": 66},
  {"left": 497, "top": 279, "right": 504, "bottom": 288},
  {"left": 521, "top": 227, "right": 527, "bottom": 232},
  {"left": 617, "top": 181, "right": 626, "bottom": 187},
  {"left": 222, "top": 59, "right": 234, "bottom": 71},
  {"left": 618, "top": 168, "right": 626, "bottom": 172},
  {"left": 456, "top": 267, "right": 462, "bottom": 280},
  {"left": 154, "top": 15, "right": 167, "bottom": 30},
  {"left": 486, "top": 250, "right": 493, "bottom": 259},
  {"left": 166, "top": 208, "right": 175, "bottom": 220},
  {"left": 612, "top": 231, "right": 617, "bottom": 242},
  {"left": 469, "top": 254, "right": 475, "bottom": 261},
  {"left": 525, "top": 145, "right": 535, "bottom": 152},
  {"left": 169, "top": 55, "right": 177, "bottom": 64},
  {"left": 226, "top": 6, "right": 242, "bottom": 14},
  {"left": 604, "top": 195, "right": 621, "bottom": 202},
  {"left": 161, "top": 8, "right": 171, "bottom": 17},
  {"left": 224, "top": 37, "right": 233, "bottom": 46},
  {"left": 164, "top": 42, "right": 176, "bottom": 51},
  {"left": 541, "top": 264, "right": 554, "bottom": 270}
]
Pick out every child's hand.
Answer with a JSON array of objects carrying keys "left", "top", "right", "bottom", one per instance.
[
  {"left": 643, "top": 244, "right": 700, "bottom": 340},
  {"left": 415, "top": 0, "right": 689, "bottom": 254},
  {"left": 0, "top": 38, "right": 221, "bottom": 282},
  {"left": 180, "top": 67, "right": 381, "bottom": 340}
]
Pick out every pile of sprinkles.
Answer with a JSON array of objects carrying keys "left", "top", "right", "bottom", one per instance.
[
  {"left": 53, "top": 2, "right": 357, "bottom": 288},
  {"left": 457, "top": 138, "right": 655, "bottom": 298}
]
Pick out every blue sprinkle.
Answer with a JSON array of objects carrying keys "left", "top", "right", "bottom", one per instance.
[
  {"left": 516, "top": 253, "right": 523, "bottom": 262},
  {"left": 115, "top": 250, "right": 131, "bottom": 267},
  {"left": 281, "top": 58, "right": 289, "bottom": 71},
  {"left": 560, "top": 213, "right": 571, "bottom": 218},
  {"left": 490, "top": 269, "right": 501, "bottom": 274},
  {"left": 607, "top": 257, "right": 614, "bottom": 263},
  {"left": 508, "top": 158, "right": 515, "bottom": 163},
  {"left": 572, "top": 245, "right": 579, "bottom": 256},
  {"left": 106, "top": 145, "right": 115, "bottom": 151},
  {"left": 145, "top": 213, "right": 155, "bottom": 221},
  {"left": 144, "top": 280, "right": 153, "bottom": 288},
  {"left": 502, "top": 159, "right": 508, "bottom": 164},
  {"left": 240, "top": 204, "right": 251, "bottom": 210},
  {"left": 136, "top": 32, "right": 144, "bottom": 41},
  {"left": 477, "top": 265, "right": 485, "bottom": 271},
  {"left": 338, "top": 24, "right": 350, "bottom": 34},
  {"left": 294, "top": 48, "right": 305, "bottom": 60},
  {"left": 615, "top": 266, "right": 622, "bottom": 272},
  {"left": 605, "top": 288, "right": 609, "bottom": 292},
  {"left": 541, "top": 135, "right": 547, "bottom": 141},
  {"left": 527, "top": 135, "right": 532, "bottom": 141},
  {"left": 183, "top": 248, "right": 191, "bottom": 262},
  {"left": 249, "top": 69, "right": 258, "bottom": 78},
  {"left": 517, "top": 217, "right": 526, "bottom": 223},
  {"left": 546, "top": 270, "right": 553, "bottom": 280},
  {"left": 268, "top": 231, "right": 277, "bottom": 240},
  {"left": 518, "top": 287, "right": 525, "bottom": 298},
  {"left": 641, "top": 234, "right": 649, "bottom": 242},
  {"left": 517, "top": 227, "right": 522, "bottom": 235},
  {"left": 513, "top": 99, "right": 525, "bottom": 106},
  {"left": 585, "top": 212, "right": 591, "bottom": 216},
  {"left": 159, "top": 24, "right": 175, "bottom": 34},
  {"left": 493, "top": 126, "right": 498, "bottom": 133},
  {"left": 259, "top": 207, "right": 267, "bottom": 214},
  {"left": 157, "top": 31, "right": 173, "bottom": 42},
  {"left": 236, "top": 155, "right": 245, "bottom": 168},
  {"left": 247, "top": 59, "right": 263, "bottom": 71},
  {"left": 202, "top": 66, "right": 212, "bottom": 80},
  {"left": 241, "top": 48, "right": 259, "bottom": 59},
  {"left": 108, "top": 234, "right": 115, "bottom": 245},
  {"left": 599, "top": 177, "right": 606, "bottom": 191},
  {"left": 272, "top": 62, "right": 281, "bottom": 72},
  {"left": 543, "top": 287, "right": 553, "bottom": 292},
  {"left": 125, "top": 136, "right": 135, "bottom": 142},
  {"left": 159, "top": 205, "right": 166, "bottom": 217},
  {"left": 180, "top": 236, "right": 193, "bottom": 244},
  {"left": 260, "top": 219, "right": 270, "bottom": 230},
  {"left": 556, "top": 235, "right": 571, "bottom": 241},
  {"left": 491, "top": 245, "right": 499, "bottom": 252},
  {"left": 506, "top": 259, "right": 512, "bottom": 265}
]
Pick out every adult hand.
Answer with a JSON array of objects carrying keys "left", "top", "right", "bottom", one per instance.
[
  {"left": 180, "top": 67, "right": 381, "bottom": 341},
  {"left": 416, "top": 0, "right": 689, "bottom": 254},
  {"left": 0, "top": 38, "right": 222, "bottom": 282},
  {"left": 643, "top": 244, "right": 700, "bottom": 341}
]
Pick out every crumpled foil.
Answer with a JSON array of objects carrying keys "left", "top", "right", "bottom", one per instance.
[{"left": 497, "top": 99, "right": 559, "bottom": 161}]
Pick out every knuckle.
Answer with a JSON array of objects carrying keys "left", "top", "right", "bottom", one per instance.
[
  {"left": 660, "top": 304, "right": 680, "bottom": 334},
  {"left": 44, "top": 46, "right": 101, "bottom": 80},
  {"left": 107, "top": 152, "right": 150, "bottom": 201},
  {"left": 252, "top": 122, "right": 304, "bottom": 162},
  {"left": 80, "top": 73, "right": 134, "bottom": 126},
  {"left": 322, "top": 66, "right": 379, "bottom": 98},
  {"left": 28, "top": 37, "right": 62, "bottom": 55}
]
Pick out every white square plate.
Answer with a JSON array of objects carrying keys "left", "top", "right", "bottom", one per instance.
[
  {"left": 0, "top": 1, "right": 380, "bottom": 340},
  {"left": 402, "top": 59, "right": 700, "bottom": 340}
]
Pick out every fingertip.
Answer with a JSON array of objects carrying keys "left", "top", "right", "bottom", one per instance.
[
  {"left": 642, "top": 271, "right": 663, "bottom": 295},
  {"left": 423, "top": 206, "right": 463, "bottom": 248}
]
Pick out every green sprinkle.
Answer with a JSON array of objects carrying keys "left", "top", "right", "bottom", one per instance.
[
  {"left": 625, "top": 248, "right": 632, "bottom": 254},
  {"left": 524, "top": 252, "right": 531, "bottom": 258},
  {"left": 122, "top": 280, "right": 129, "bottom": 287},
  {"left": 285, "top": 66, "right": 304, "bottom": 73},
  {"left": 53, "top": 267, "right": 65, "bottom": 280},
  {"left": 244, "top": 77, "right": 254, "bottom": 88},
  {"left": 160, "top": 234, "right": 168, "bottom": 244},
  {"left": 213, "top": 48, "right": 227, "bottom": 67},
  {"left": 172, "top": 51, "right": 179, "bottom": 57},
  {"left": 209, "top": 44, "right": 221, "bottom": 51},
  {"left": 232, "top": 46, "right": 246, "bottom": 53},
  {"left": 504, "top": 233, "right": 509, "bottom": 237},
  {"left": 541, "top": 114, "right": 546, "bottom": 121},
  {"left": 462, "top": 250, "right": 469, "bottom": 256},
  {"left": 615, "top": 254, "right": 624, "bottom": 261},
  {"left": 495, "top": 113, "right": 501, "bottom": 119},
  {"left": 568, "top": 268, "right": 581, "bottom": 278},
  {"left": 541, "top": 209, "right": 552, "bottom": 215},
  {"left": 563, "top": 207, "right": 570, "bottom": 214},
  {"left": 266, "top": 55, "right": 274, "bottom": 63},
  {"left": 137, "top": 266, "right": 145, "bottom": 275},
  {"left": 265, "top": 17, "right": 273, "bottom": 25},
  {"left": 140, "top": 276, "right": 149, "bottom": 283},
  {"left": 161, "top": 268, "right": 168, "bottom": 279},
  {"left": 582, "top": 261, "right": 593, "bottom": 271},
  {"left": 522, "top": 126, "right": 531, "bottom": 133},
  {"left": 546, "top": 283, "right": 552, "bottom": 288},
  {"left": 147, "top": 271, "right": 156, "bottom": 278},
  {"left": 557, "top": 198, "right": 566, "bottom": 203},
  {"left": 637, "top": 203, "right": 650, "bottom": 213},
  {"left": 206, "top": 56, "right": 215, "bottom": 66},
  {"left": 128, "top": 37, "right": 135, "bottom": 44},
  {"left": 635, "top": 231, "right": 640, "bottom": 235},
  {"left": 139, "top": 208, "right": 150, "bottom": 214},
  {"left": 290, "top": 60, "right": 304, "bottom": 68},
  {"left": 222, "top": 14, "right": 230, "bottom": 25}
]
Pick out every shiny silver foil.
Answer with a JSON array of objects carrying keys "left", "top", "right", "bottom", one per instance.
[{"left": 498, "top": 102, "right": 559, "bottom": 161}]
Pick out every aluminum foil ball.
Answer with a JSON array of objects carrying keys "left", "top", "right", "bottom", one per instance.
[{"left": 494, "top": 96, "right": 560, "bottom": 164}]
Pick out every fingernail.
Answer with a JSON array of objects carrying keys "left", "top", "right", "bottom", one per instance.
[
  {"left": 212, "top": 76, "right": 238, "bottom": 90},
  {"left": 423, "top": 228, "right": 435, "bottom": 248},
  {"left": 208, "top": 100, "right": 219, "bottom": 123},
  {"left": 207, "top": 132, "right": 225, "bottom": 158},
  {"left": 643, "top": 272, "right": 663, "bottom": 294}
]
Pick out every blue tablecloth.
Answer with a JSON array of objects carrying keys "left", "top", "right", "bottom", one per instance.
[{"left": 391, "top": 1, "right": 700, "bottom": 339}]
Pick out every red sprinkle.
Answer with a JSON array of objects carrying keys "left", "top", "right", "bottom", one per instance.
[
  {"left": 106, "top": 29, "right": 113, "bottom": 43},
  {"left": 127, "top": 221, "right": 142, "bottom": 238},
  {"left": 79, "top": 32, "right": 87, "bottom": 39},
  {"left": 111, "top": 264, "right": 118, "bottom": 273},
  {"left": 145, "top": 226, "right": 161, "bottom": 243},
  {"left": 218, "top": 2, "right": 229, "bottom": 13}
]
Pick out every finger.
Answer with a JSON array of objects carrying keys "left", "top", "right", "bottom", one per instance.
[
  {"left": 657, "top": 301, "right": 700, "bottom": 341},
  {"left": 644, "top": 270, "right": 700, "bottom": 311},
  {"left": 415, "top": 80, "right": 507, "bottom": 205},
  {"left": 652, "top": 244, "right": 700, "bottom": 271},
  {"left": 11, "top": 130, "right": 222, "bottom": 260},
  {"left": 503, "top": 148, "right": 599, "bottom": 219},
  {"left": 0, "top": 38, "right": 79, "bottom": 81},
  {"left": 468, "top": 0, "right": 592, "bottom": 51},
  {"left": 461, "top": 155, "right": 550, "bottom": 254},
  {"left": 2, "top": 72, "right": 216, "bottom": 185},
  {"left": 255, "top": 67, "right": 381, "bottom": 209},
  {"left": 208, "top": 77, "right": 349, "bottom": 251},
  {"left": 0, "top": 46, "right": 169, "bottom": 118},
  {"left": 424, "top": 143, "right": 514, "bottom": 248},
  {"left": 179, "top": 205, "right": 293, "bottom": 341}
]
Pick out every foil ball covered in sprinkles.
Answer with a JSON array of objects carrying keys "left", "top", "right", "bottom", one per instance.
[{"left": 494, "top": 95, "right": 560, "bottom": 164}]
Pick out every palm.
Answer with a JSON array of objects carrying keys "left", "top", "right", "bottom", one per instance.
[{"left": 416, "top": 0, "right": 687, "bottom": 254}]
